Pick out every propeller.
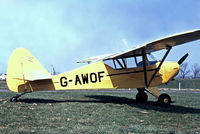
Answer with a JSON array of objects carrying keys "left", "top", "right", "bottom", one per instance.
[{"left": 178, "top": 53, "right": 189, "bottom": 65}]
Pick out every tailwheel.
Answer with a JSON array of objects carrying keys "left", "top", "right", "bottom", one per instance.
[
  {"left": 10, "top": 92, "right": 31, "bottom": 102},
  {"left": 158, "top": 93, "right": 171, "bottom": 106},
  {"left": 10, "top": 97, "right": 18, "bottom": 102},
  {"left": 136, "top": 92, "right": 148, "bottom": 103}
]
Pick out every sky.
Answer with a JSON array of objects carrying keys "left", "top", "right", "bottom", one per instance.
[{"left": 0, "top": 0, "right": 200, "bottom": 73}]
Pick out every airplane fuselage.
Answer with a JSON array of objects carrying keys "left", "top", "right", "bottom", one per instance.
[{"left": 50, "top": 61, "right": 179, "bottom": 90}]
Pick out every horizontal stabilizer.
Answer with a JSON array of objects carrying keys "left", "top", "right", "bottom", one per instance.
[{"left": 77, "top": 53, "right": 115, "bottom": 63}]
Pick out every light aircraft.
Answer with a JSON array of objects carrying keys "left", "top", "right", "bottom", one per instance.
[{"left": 7, "top": 30, "right": 200, "bottom": 105}]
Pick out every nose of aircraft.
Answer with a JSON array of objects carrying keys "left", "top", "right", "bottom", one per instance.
[
  {"left": 164, "top": 62, "right": 180, "bottom": 80},
  {"left": 171, "top": 62, "right": 180, "bottom": 76}
]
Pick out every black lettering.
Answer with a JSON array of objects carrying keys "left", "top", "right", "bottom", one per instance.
[
  {"left": 98, "top": 71, "right": 105, "bottom": 82},
  {"left": 81, "top": 74, "right": 89, "bottom": 84},
  {"left": 60, "top": 77, "right": 68, "bottom": 87},
  {"left": 75, "top": 75, "right": 82, "bottom": 85},
  {"left": 90, "top": 73, "right": 97, "bottom": 83}
]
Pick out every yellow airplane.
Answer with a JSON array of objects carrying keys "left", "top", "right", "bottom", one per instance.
[{"left": 7, "top": 30, "right": 200, "bottom": 105}]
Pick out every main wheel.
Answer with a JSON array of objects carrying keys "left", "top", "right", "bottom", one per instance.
[
  {"left": 136, "top": 92, "right": 148, "bottom": 103},
  {"left": 158, "top": 93, "right": 171, "bottom": 106}
]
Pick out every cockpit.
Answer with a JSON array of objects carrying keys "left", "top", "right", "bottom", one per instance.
[{"left": 103, "top": 53, "right": 157, "bottom": 70}]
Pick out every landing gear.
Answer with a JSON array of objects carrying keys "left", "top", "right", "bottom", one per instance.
[
  {"left": 10, "top": 96, "right": 18, "bottom": 102},
  {"left": 10, "top": 92, "right": 30, "bottom": 102},
  {"left": 158, "top": 93, "right": 171, "bottom": 106},
  {"left": 136, "top": 88, "right": 148, "bottom": 103}
]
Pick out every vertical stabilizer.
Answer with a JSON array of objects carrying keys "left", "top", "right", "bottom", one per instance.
[{"left": 7, "top": 48, "right": 52, "bottom": 92}]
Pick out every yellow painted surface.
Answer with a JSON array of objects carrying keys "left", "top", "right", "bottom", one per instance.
[
  {"left": 52, "top": 61, "right": 114, "bottom": 90},
  {"left": 104, "top": 61, "right": 179, "bottom": 89},
  {"left": 6, "top": 48, "right": 180, "bottom": 93},
  {"left": 148, "top": 87, "right": 160, "bottom": 97},
  {"left": 7, "top": 48, "right": 53, "bottom": 93}
]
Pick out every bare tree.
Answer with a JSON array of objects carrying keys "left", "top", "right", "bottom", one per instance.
[
  {"left": 191, "top": 63, "right": 200, "bottom": 79},
  {"left": 178, "top": 62, "right": 191, "bottom": 79}
]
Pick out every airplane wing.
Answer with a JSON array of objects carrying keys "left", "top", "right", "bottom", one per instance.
[
  {"left": 104, "top": 29, "right": 200, "bottom": 60},
  {"left": 102, "top": 29, "right": 200, "bottom": 89}
]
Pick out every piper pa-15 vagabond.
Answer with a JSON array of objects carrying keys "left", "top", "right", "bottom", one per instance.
[{"left": 7, "top": 30, "right": 200, "bottom": 105}]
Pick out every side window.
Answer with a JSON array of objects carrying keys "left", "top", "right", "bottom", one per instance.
[
  {"left": 126, "top": 57, "right": 137, "bottom": 68},
  {"left": 104, "top": 59, "right": 126, "bottom": 70},
  {"left": 104, "top": 60, "right": 116, "bottom": 69},
  {"left": 104, "top": 53, "right": 157, "bottom": 70},
  {"left": 136, "top": 54, "right": 157, "bottom": 67},
  {"left": 136, "top": 56, "right": 144, "bottom": 67},
  {"left": 104, "top": 57, "right": 138, "bottom": 69}
]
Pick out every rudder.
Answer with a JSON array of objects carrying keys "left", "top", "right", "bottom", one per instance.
[{"left": 7, "top": 48, "right": 52, "bottom": 92}]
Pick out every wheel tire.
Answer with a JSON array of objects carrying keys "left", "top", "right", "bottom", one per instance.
[
  {"left": 10, "top": 97, "right": 18, "bottom": 102},
  {"left": 158, "top": 93, "right": 171, "bottom": 106},
  {"left": 136, "top": 92, "right": 148, "bottom": 103}
]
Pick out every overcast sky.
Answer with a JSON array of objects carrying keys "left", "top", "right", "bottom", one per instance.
[{"left": 0, "top": 0, "right": 200, "bottom": 73}]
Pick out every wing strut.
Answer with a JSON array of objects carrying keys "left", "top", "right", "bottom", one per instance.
[
  {"left": 107, "top": 46, "right": 172, "bottom": 82},
  {"left": 147, "top": 46, "right": 172, "bottom": 87},
  {"left": 142, "top": 49, "right": 148, "bottom": 87}
]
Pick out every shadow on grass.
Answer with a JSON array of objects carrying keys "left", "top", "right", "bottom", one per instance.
[{"left": 18, "top": 95, "right": 200, "bottom": 114}]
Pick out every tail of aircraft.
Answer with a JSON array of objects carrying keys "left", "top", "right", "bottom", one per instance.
[{"left": 7, "top": 48, "right": 52, "bottom": 93}]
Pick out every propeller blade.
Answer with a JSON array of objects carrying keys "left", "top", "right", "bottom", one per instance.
[{"left": 178, "top": 53, "right": 189, "bottom": 65}]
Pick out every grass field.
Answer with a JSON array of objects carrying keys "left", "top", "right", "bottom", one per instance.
[{"left": 0, "top": 89, "right": 200, "bottom": 134}]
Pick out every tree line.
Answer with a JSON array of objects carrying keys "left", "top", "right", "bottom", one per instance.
[{"left": 177, "top": 62, "right": 200, "bottom": 79}]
